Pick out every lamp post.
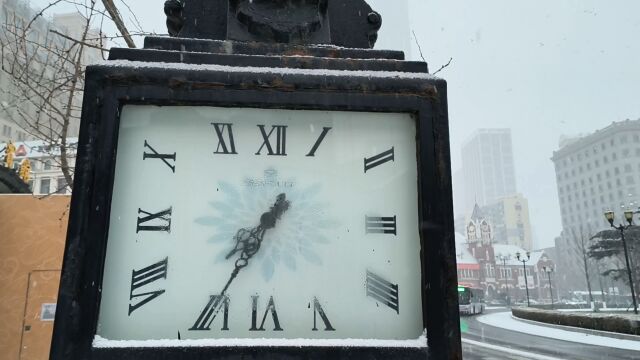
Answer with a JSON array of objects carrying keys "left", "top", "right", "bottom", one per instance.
[
  {"left": 543, "top": 266, "right": 554, "bottom": 309},
  {"left": 604, "top": 210, "right": 638, "bottom": 315},
  {"left": 497, "top": 255, "right": 511, "bottom": 306},
  {"left": 516, "top": 251, "right": 531, "bottom": 307}
]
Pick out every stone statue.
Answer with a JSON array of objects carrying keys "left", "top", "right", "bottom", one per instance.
[{"left": 163, "top": 0, "right": 382, "bottom": 48}]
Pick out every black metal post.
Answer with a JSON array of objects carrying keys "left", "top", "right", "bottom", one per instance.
[
  {"left": 546, "top": 270, "right": 554, "bottom": 309},
  {"left": 499, "top": 256, "right": 511, "bottom": 306},
  {"left": 617, "top": 226, "right": 638, "bottom": 315},
  {"left": 518, "top": 257, "right": 531, "bottom": 307}
]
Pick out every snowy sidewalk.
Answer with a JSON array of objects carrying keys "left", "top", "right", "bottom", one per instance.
[{"left": 476, "top": 311, "right": 640, "bottom": 351}]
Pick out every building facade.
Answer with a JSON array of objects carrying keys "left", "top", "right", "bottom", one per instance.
[
  {"left": 457, "top": 208, "right": 555, "bottom": 303},
  {"left": 461, "top": 128, "right": 517, "bottom": 211},
  {"left": 551, "top": 119, "right": 640, "bottom": 294}
]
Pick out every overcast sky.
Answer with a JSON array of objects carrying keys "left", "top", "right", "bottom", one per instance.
[{"left": 31, "top": 0, "right": 640, "bottom": 249}]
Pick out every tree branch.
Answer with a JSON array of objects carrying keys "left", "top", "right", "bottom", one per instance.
[{"left": 101, "top": 0, "right": 136, "bottom": 48}]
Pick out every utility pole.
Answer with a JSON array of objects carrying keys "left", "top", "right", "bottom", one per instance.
[
  {"left": 604, "top": 210, "right": 638, "bottom": 315},
  {"left": 516, "top": 251, "right": 531, "bottom": 307},
  {"left": 498, "top": 255, "right": 511, "bottom": 306}
]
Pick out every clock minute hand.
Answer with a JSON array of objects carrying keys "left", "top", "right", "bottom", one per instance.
[{"left": 219, "top": 193, "right": 290, "bottom": 298}]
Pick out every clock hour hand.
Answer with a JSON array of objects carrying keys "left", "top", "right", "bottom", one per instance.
[
  {"left": 225, "top": 193, "right": 290, "bottom": 260},
  {"left": 219, "top": 193, "right": 290, "bottom": 297}
]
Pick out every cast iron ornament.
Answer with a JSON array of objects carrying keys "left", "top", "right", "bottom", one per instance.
[
  {"left": 230, "top": 0, "right": 330, "bottom": 44},
  {"left": 163, "top": 0, "right": 382, "bottom": 48},
  {"left": 164, "top": 0, "right": 183, "bottom": 37}
]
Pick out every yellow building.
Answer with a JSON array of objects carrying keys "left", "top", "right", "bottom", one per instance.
[{"left": 465, "top": 194, "right": 534, "bottom": 251}]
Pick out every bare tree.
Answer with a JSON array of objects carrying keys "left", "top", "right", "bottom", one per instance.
[
  {"left": 0, "top": 0, "right": 140, "bottom": 194},
  {"left": 570, "top": 226, "right": 595, "bottom": 309}
]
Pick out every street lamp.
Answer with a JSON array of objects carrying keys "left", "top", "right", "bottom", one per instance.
[
  {"left": 543, "top": 266, "right": 554, "bottom": 309},
  {"left": 497, "top": 255, "right": 511, "bottom": 306},
  {"left": 516, "top": 251, "right": 531, "bottom": 307},
  {"left": 604, "top": 210, "right": 638, "bottom": 315}
]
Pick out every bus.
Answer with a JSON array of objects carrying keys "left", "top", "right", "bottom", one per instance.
[{"left": 458, "top": 284, "right": 485, "bottom": 315}]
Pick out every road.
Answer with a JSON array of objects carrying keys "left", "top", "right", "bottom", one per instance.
[{"left": 460, "top": 309, "right": 639, "bottom": 360}]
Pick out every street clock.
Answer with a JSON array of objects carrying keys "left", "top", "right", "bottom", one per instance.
[{"left": 50, "top": 3, "right": 460, "bottom": 357}]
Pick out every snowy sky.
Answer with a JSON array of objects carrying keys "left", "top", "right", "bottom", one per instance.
[{"left": 29, "top": 0, "right": 640, "bottom": 249}]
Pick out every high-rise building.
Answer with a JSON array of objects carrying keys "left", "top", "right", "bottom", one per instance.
[
  {"left": 461, "top": 129, "right": 517, "bottom": 211},
  {"left": 551, "top": 119, "right": 640, "bottom": 292},
  {"left": 0, "top": 0, "right": 104, "bottom": 144}
]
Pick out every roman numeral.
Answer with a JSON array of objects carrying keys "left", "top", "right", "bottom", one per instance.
[
  {"left": 128, "top": 257, "right": 168, "bottom": 315},
  {"left": 143, "top": 140, "right": 176, "bottom": 173},
  {"left": 366, "top": 271, "right": 399, "bottom": 314},
  {"left": 364, "top": 147, "right": 394, "bottom": 173},
  {"left": 255, "top": 125, "right": 287, "bottom": 156},
  {"left": 250, "top": 295, "right": 283, "bottom": 331},
  {"left": 306, "top": 127, "right": 332, "bottom": 157},
  {"left": 365, "top": 215, "right": 397, "bottom": 235},
  {"left": 189, "top": 295, "right": 230, "bottom": 331},
  {"left": 311, "top": 297, "right": 335, "bottom": 331},
  {"left": 211, "top": 123, "right": 237, "bottom": 155},
  {"left": 136, "top": 207, "right": 172, "bottom": 233}
]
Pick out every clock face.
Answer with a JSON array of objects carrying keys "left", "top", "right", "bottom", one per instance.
[{"left": 96, "top": 105, "right": 423, "bottom": 342}]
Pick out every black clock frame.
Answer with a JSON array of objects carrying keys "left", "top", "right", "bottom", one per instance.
[{"left": 50, "top": 51, "right": 461, "bottom": 360}]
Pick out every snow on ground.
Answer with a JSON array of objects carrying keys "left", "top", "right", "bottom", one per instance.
[{"left": 476, "top": 311, "right": 640, "bottom": 351}]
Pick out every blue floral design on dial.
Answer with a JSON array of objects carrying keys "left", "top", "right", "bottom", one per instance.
[{"left": 195, "top": 168, "right": 337, "bottom": 282}]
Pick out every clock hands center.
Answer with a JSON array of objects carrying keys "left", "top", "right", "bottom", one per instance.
[{"left": 218, "top": 193, "right": 290, "bottom": 298}]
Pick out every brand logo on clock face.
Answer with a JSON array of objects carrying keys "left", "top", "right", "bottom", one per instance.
[{"left": 195, "top": 168, "right": 337, "bottom": 282}]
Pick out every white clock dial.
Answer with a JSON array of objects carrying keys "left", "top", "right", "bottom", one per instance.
[{"left": 97, "top": 105, "right": 423, "bottom": 341}]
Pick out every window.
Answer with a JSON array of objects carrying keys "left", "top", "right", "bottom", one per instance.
[
  {"left": 626, "top": 176, "right": 634, "bottom": 185},
  {"left": 44, "top": 160, "right": 52, "bottom": 170},
  {"left": 40, "top": 178, "right": 51, "bottom": 194},
  {"left": 612, "top": 152, "right": 618, "bottom": 160},
  {"left": 57, "top": 176, "right": 68, "bottom": 193},
  {"left": 1, "top": 124, "right": 11, "bottom": 136}
]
